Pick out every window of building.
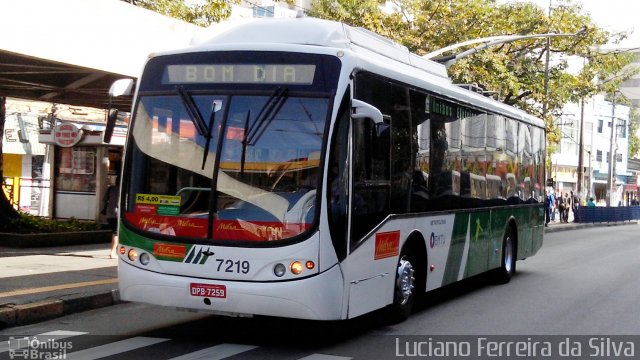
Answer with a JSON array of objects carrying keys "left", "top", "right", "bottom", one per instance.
[
  {"left": 596, "top": 150, "right": 602, "bottom": 162},
  {"left": 618, "top": 120, "right": 627, "bottom": 138},
  {"left": 253, "top": 6, "right": 274, "bottom": 17},
  {"left": 597, "top": 119, "right": 603, "bottom": 133},
  {"left": 55, "top": 146, "right": 97, "bottom": 192}
]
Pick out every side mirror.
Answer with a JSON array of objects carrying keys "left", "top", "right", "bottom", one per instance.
[
  {"left": 351, "top": 99, "right": 383, "bottom": 124},
  {"left": 104, "top": 108, "right": 118, "bottom": 143},
  {"left": 109, "top": 79, "right": 134, "bottom": 97}
]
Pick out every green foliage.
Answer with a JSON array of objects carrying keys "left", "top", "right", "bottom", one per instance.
[
  {"left": 123, "top": 0, "right": 237, "bottom": 26},
  {"left": 309, "top": 0, "right": 638, "bottom": 152},
  {"left": 1, "top": 213, "right": 102, "bottom": 234}
]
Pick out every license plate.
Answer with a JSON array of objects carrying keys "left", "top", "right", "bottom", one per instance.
[{"left": 189, "top": 283, "right": 226, "bottom": 298}]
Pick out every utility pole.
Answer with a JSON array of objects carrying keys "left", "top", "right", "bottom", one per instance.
[
  {"left": 606, "top": 92, "right": 617, "bottom": 207},
  {"left": 577, "top": 98, "right": 585, "bottom": 199},
  {"left": 542, "top": 0, "right": 552, "bottom": 119}
]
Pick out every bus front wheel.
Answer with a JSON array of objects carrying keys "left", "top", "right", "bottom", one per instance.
[
  {"left": 494, "top": 226, "right": 516, "bottom": 284},
  {"left": 387, "top": 251, "right": 416, "bottom": 323}
]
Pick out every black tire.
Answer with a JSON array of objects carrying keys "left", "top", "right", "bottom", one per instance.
[
  {"left": 494, "top": 226, "right": 516, "bottom": 284},
  {"left": 386, "top": 250, "right": 416, "bottom": 323}
]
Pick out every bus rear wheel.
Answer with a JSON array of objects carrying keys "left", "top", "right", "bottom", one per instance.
[
  {"left": 494, "top": 226, "right": 516, "bottom": 284},
  {"left": 387, "top": 251, "right": 416, "bottom": 323}
]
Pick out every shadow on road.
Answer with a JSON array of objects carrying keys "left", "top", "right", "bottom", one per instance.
[{"left": 138, "top": 271, "right": 517, "bottom": 349}]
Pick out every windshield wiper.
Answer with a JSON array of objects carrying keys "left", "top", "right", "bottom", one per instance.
[
  {"left": 176, "top": 86, "right": 208, "bottom": 137},
  {"left": 238, "top": 87, "right": 288, "bottom": 177},
  {"left": 200, "top": 103, "right": 217, "bottom": 170},
  {"left": 176, "top": 86, "right": 222, "bottom": 170},
  {"left": 245, "top": 87, "right": 289, "bottom": 146},
  {"left": 240, "top": 110, "right": 251, "bottom": 177}
]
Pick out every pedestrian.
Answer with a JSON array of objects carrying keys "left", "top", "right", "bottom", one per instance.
[
  {"left": 587, "top": 197, "right": 596, "bottom": 207},
  {"left": 102, "top": 175, "right": 120, "bottom": 259},
  {"left": 563, "top": 192, "right": 570, "bottom": 222},
  {"left": 557, "top": 192, "right": 565, "bottom": 223},
  {"left": 555, "top": 191, "right": 562, "bottom": 221},
  {"left": 570, "top": 190, "right": 579, "bottom": 222},
  {"left": 544, "top": 191, "right": 550, "bottom": 226},
  {"left": 545, "top": 189, "right": 554, "bottom": 227}
]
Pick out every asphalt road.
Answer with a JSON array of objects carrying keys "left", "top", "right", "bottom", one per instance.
[{"left": 1, "top": 224, "right": 639, "bottom": 359}]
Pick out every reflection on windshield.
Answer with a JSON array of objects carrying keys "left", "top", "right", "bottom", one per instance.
[{"left": 124, "top": 93, "right": 328, "bottom": 242}]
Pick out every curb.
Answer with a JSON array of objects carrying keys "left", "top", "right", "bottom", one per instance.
[
  {"left": 0, "top": 290, "right": 121, "bottom": 329},
  {"left": 0, "top": 230, "right": 112, "bottom": 248}
]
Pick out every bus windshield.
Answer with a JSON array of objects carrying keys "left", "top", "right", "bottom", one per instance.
[{"left": 123, "top": 91, "right": 329, "bottom": 242}]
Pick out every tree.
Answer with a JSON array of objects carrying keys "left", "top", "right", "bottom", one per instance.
[
  {"left": 121, "top": 0, "right": 237, "bottom": 26},
  {"left": 309, "top": 0, "right": 637, "bottom": 146}
]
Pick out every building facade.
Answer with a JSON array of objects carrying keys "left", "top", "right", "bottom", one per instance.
[
  {"left": 552, "top": 94, "right": 631, "bottom": 205},
  {"left": 2, "top": 98, "right": 127, "bottom": 221},
  {"left": 231, "top": 0, "right": 312, "bottom": 19},
  {"left": 2, "top": 100, "right": 51, "bottom": 216}
]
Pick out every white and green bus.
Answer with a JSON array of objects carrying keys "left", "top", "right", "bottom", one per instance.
[{"left": 113, "top": 17, "right": 545, "bottom": 322}]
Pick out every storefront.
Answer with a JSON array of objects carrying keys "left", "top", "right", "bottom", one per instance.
[
  {"left": 39, "top": 120, "right": 127, "bottom": 220},
  {"left": 592, "top": 170, "right": 629, "bottom": 206},
  {"left": 2, "top": 111, "right": 50, "bottom": 216}
]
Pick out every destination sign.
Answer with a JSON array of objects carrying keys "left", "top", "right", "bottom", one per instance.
[{"left": 164, "top": 64, "right": 316, "bottom": 84}]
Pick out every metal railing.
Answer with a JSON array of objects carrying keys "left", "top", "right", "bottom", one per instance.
[
  {"left": 576, "top": 206, "right": 640, "bottom": 223},
  {"left": 2, "top": 177, "right": 51, "bottom": 214}
]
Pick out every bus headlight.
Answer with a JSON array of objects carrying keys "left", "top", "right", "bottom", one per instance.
[
  {"left": 273, "top": 263, "right": 286, "bottom": 277},
  {"left": 139, "top": 252, "right": 150, "bottom": 265},
  {"left": 290, "top": 261, "right": 303, "bottom": 275},
  {"left": 128, "top": 249, "right": 138, "bottom": 262}
]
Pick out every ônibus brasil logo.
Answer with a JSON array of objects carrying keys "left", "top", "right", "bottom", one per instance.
[{"left": 7, "top": 336, "right": 72, "bottom": 359}]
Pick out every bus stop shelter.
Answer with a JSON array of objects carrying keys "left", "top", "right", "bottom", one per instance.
[
  {"left": 0, "top": 0, "right": 202, "bottom": 218},
  {"left": 0, "top": 0, "right": 201, "bottom": 111}
]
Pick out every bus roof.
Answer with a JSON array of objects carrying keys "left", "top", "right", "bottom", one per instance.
[{"left": 181, "top": 17, "right": 544, "bottom": 128}]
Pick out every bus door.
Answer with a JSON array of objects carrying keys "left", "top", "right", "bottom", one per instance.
[{"left": 343, "top": 99, "right": 393, "bottom": 318}]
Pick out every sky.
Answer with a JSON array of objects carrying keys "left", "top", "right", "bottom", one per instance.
[{"left": 511, "top": 0, "right": 640, "bottom": 48}]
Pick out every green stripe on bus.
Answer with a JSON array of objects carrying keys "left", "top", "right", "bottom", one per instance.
[
  {"left": 464, "top": 212, "right": 491, "bottom": 278},
  {"left": 442, "top": 212, "right": 469, "bottom": 285},
  {"left": 118, "top": 224, "right": 192, "bottom": 262}
]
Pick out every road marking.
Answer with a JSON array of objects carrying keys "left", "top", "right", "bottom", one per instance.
[
  {"left": 2, "top": 333, "right": 353, "bottom": 360},
  {"left": 0, "top": 330, "right": 87, "bottom": 354},
  {"left": 169, "top": 343, "right": 258, "bottom": 360},
  {"left": 65, "top": 336, "right": 169, "bottom": 360},
  {"left": 298, "top": 355, "right": 353, "bottom": 360},
  {"left": 0, "top": 278, "right": 117, "bottom": 298}
]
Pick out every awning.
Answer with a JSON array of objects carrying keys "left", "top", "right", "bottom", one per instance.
[{"left": 0, "top": 0, "right": 202, "bottom": 111}]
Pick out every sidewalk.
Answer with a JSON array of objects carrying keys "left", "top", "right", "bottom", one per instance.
[
  {"left": 1, "top": 220, "right": 638, "bottom": 329},
  {"left": 543, "top": 219, "right": 638, "bottom": 233},
  {"left": 0, "top": 243, "right": 118, "bottom": 329}
]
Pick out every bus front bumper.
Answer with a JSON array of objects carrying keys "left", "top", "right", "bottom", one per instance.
[{"left": 118, "top": 261, "right": 345, "bottom": 320}]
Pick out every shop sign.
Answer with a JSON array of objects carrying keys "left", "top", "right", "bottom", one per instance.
[{"left": 53, "top": 123, "right": 82, "bottom": 147}]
